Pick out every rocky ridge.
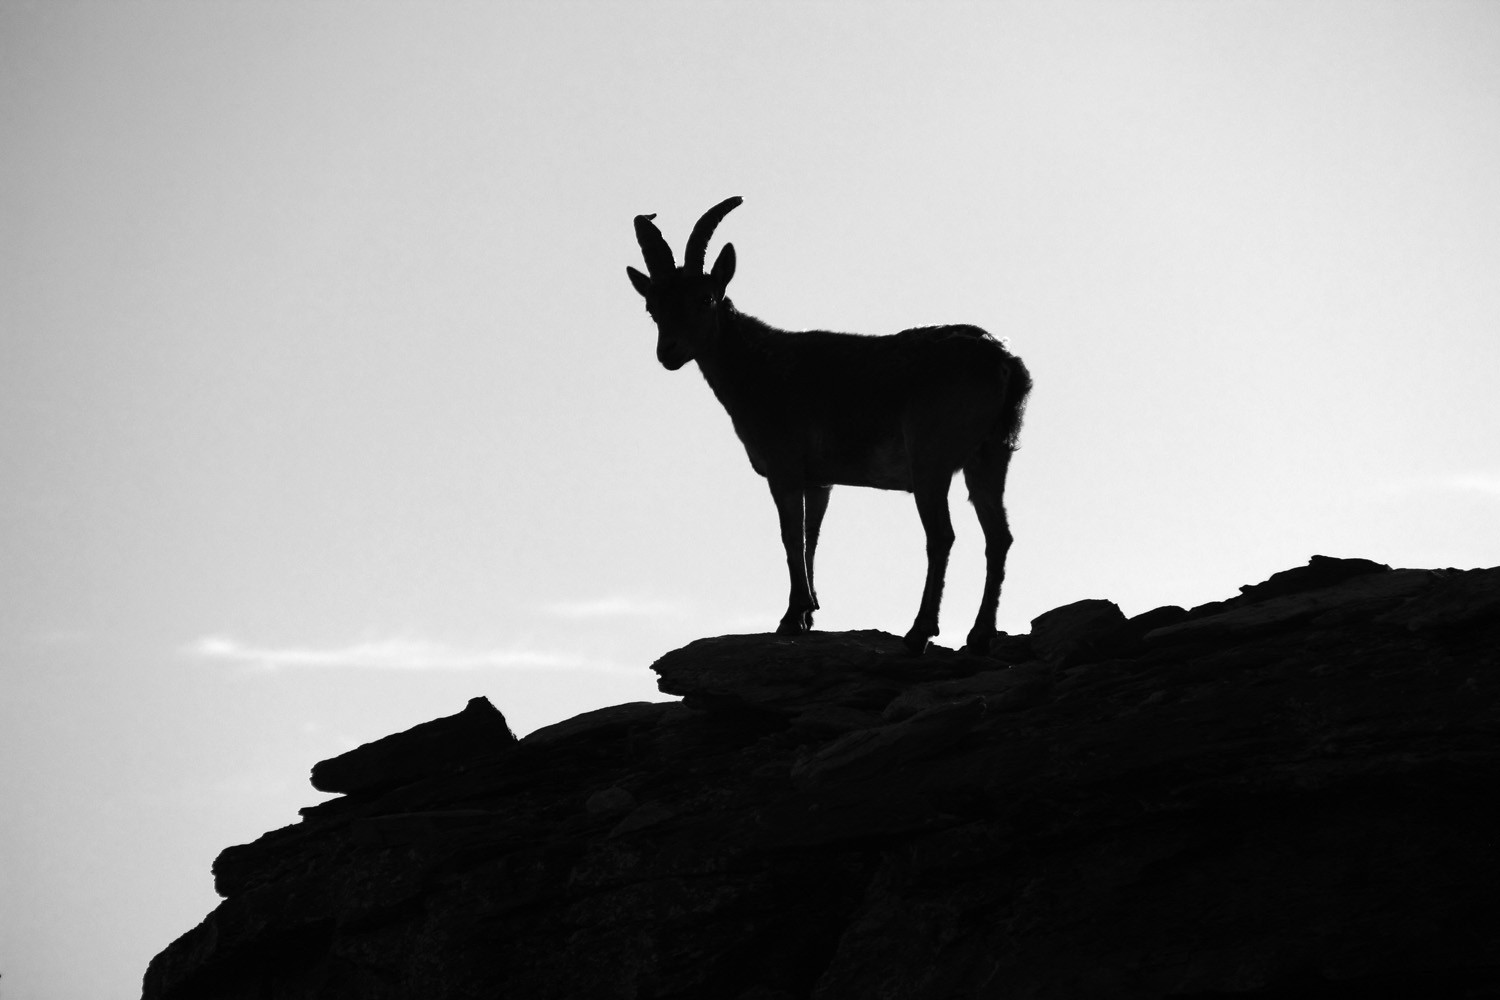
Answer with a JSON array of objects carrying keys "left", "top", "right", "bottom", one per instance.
[{"left": 143, "top": 557, "right": 1500, "bottom": 999}]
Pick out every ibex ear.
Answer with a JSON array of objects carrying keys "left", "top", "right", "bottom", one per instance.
[
  {"left": 710, "top": 243, "right": 736, "bottom": 294},
  {"left": 626, "top": 266, "right": 652, "bottom": 298}
]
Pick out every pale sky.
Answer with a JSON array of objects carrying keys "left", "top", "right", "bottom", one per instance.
[{"left": 3, "top": 2, "right": 1498, "bottom": 996}]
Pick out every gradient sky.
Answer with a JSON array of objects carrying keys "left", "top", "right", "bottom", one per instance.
[{"left": 3, "top": 2, "right": 1498, "bottom": 996}]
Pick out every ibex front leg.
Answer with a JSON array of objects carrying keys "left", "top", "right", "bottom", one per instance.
[
  {"left": 803, "top": 485, "right": 832, "bottom": 615},
  {"left": 770, "top": 481, "right": 817, "bottom": 634}
]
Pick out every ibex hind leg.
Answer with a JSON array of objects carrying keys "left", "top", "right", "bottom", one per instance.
[
  {"left": 961, "top": 441, "right": 1015, "bottom": 655},
  {"left": 903, "top": 473, "right": 956, "bottom": 654}
]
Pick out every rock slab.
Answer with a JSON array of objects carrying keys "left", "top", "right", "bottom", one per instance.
[{"left": 310, "top": 694, "right": 517, "bottom": 794}]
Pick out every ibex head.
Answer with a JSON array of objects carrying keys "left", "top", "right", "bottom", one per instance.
[{"left": 626, "top": 196, "right": 741, "bottom": 370}]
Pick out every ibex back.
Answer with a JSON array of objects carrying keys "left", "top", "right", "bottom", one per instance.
[{"left": 627, "top": 197, "right": 1032, "bottom": 654}]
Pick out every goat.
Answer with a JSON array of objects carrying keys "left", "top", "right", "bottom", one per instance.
[{"left": 626, "top": 197, "right": 1031, "bottom": 654}]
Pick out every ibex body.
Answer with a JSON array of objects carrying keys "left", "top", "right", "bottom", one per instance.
[{"left": 627, "top": 197, "right": 1031, "bottom": 654}]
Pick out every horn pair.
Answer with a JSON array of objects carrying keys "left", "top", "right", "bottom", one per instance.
[{"left": 633, "top": 196, "right": 742, "bottom": 278}]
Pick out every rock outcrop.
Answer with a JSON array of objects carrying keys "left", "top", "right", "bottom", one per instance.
[{"left": 142, "top": 557, "right": 1500, "bottom": 999}]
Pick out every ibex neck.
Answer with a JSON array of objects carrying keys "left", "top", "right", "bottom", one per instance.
[{"left": 692, "top": 301, "right": 777, "bottom": 406}]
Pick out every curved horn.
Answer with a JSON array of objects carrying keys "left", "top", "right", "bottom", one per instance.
[
  {"left": 684, "top": 196, "right": 743, "bottom": 274},
  {"left": 633, "top": 213, "right": 676, "bottom": 277}
]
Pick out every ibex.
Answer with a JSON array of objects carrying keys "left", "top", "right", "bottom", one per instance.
[{"left": 627, "top": 197, "right": 1032, "bottom": 654}]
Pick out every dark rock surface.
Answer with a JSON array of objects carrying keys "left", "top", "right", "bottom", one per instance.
[
  {"left": 309, "top": 695, "right": 516, "bottom": 795},
  {"left": 142, "top": 557, "right": 1500, "bottom": 999}
]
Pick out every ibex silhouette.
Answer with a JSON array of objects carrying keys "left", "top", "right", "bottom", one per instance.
[{"left": 627, "top": 197, "right": 1031, "bottom": 654}]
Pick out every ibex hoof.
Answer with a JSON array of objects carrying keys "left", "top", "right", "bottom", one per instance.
[
  {"left": 963, "top": 629, "right": 995, "bottom": 656},
  {"left": 776, "top": 611, "right": 813, "bottom": 635},
  {"left": 902, "top": 628, "right": 933, "bottom": 655}
]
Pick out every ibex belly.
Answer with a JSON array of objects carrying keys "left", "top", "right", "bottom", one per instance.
[{"left": 808, "top": 431, "right": 912, "bottom": 491}]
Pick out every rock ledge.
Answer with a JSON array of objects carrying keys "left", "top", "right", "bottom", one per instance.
[{"left": 144, "top": 557, "right": 1500, "bottom": 1000}]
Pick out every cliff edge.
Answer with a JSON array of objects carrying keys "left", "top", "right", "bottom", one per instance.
[{"left": 142, "top": 557, "right": 1500, "bottom": 999}]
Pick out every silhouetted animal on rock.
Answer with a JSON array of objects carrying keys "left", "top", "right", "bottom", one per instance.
[{"left": 627, "top": 197, "right": 1031, "bottom": 654}]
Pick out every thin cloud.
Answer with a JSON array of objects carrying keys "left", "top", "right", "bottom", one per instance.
[
  {"left": 1441, "top": 474, "right": 1500, "bottom": 498},
  {"left": 183, "top": 635, "right": 633, "bottom": 674},
  {"left": 31, "top": 628, "right": 91, "bottom": 646},
  {"left": 540, "top": 596, "right": 689, "bottom": 619},
  {"left": 1384, "top": 473, "right": 1500, "bottom": 500}
]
